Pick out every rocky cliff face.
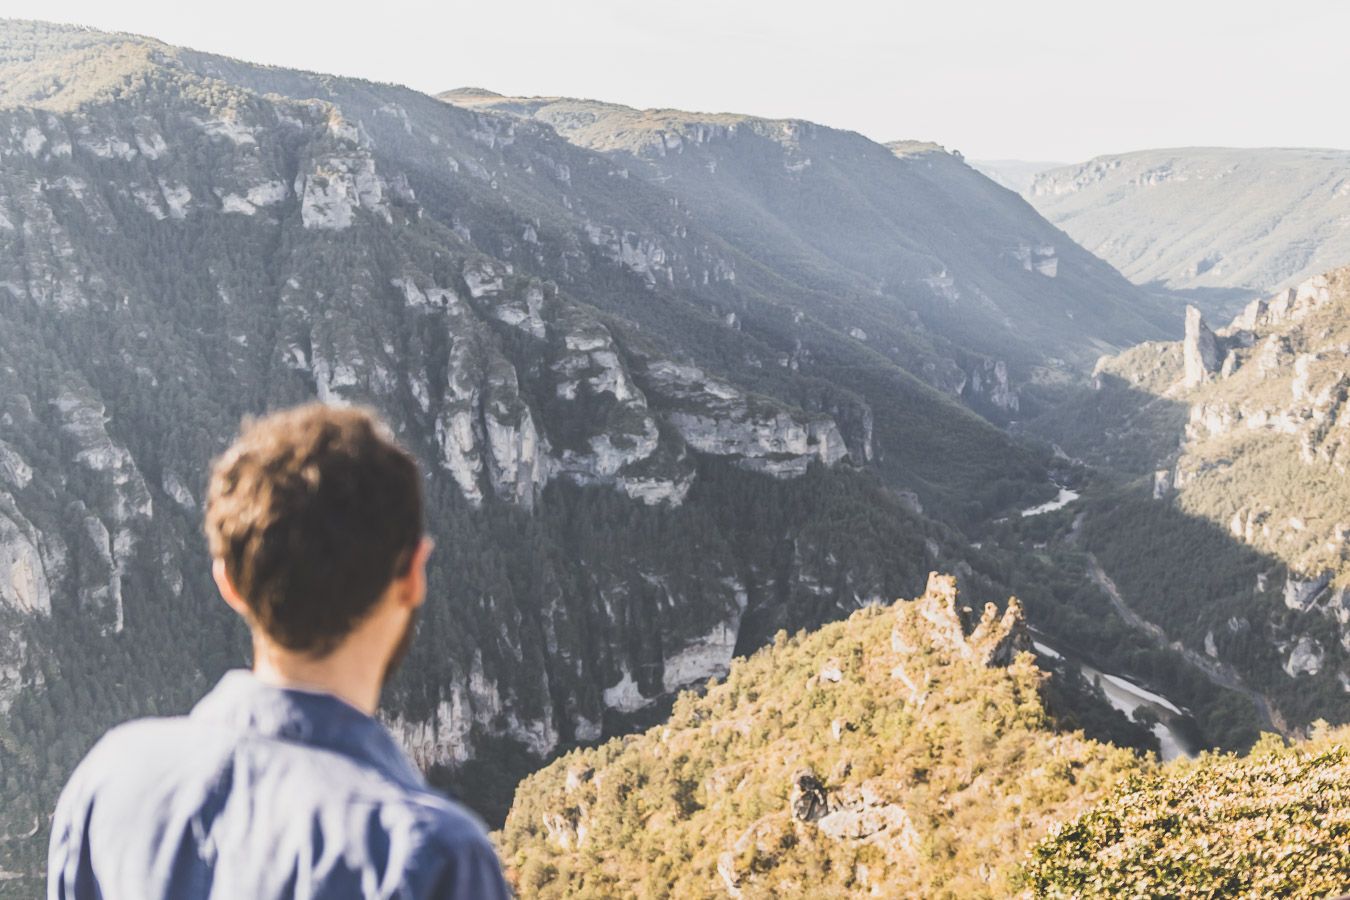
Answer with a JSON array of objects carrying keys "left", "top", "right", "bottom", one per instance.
[
  {"left": 1037, "top": 268, "right": 1350, "bottom": 719},
  {"left": 445, "top": 93, "right": 1175, "bottom": 417},
  {"left": 1177, "top": 272, "right": 1350, "bottom": 681},
  {"left": 1178, "top": 272, "right": 1349, "bottom": 482},
  {"left": 0, "top": 36, "right": 870, "bottom": 771},
  {"left": 0, "top": 21, "right": 1109, "bottom": 867}
]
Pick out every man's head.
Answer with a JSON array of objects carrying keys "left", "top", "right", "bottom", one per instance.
[{"left": 205, "top": 404, "right": 429, "bottom": 686}]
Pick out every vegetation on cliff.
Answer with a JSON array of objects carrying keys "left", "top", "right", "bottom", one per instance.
[
  {"left": 498, "top": 575, "right": 1142, "bottom": 898},
  {"left": 502, "top": 573, "right": 1350, "bottom": 898},
  {"left": 1024, "top": 725, "right": 1350, "bottom": 898}
]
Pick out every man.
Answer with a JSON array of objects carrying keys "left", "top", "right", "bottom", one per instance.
[{"left": 48, "top": 403, "right": 510, "bottom": 899}]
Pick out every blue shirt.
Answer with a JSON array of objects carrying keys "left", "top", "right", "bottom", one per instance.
[{"left": 48, "top": 670, "right": 511, "bottom": 899}]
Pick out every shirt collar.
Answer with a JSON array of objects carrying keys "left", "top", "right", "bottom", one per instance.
[{"left": 191, "top": 669, "right": 425, "bottom": 790}]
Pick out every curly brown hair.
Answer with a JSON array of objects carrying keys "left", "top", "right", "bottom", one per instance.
[{"left": 205, "top": 403, "right": 423, "bottom": 656}]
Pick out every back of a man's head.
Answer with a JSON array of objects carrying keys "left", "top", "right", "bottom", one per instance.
[
  {"left": 205, "top": 403, "right": 423, "bottom": 656},
  {"left": 48, "top": 403, "right": 512, "bottom": 900}
]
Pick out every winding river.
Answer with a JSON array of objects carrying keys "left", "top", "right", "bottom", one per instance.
[
  {"left": 1032, "top": 638, "right": 1197, "bottom": 762},
  {"left": 1019, "top": 482, "right": 1197, "bottom": 760},
  {"left": 1020, "top": 487, "right": 1081, "bottom": 517}
]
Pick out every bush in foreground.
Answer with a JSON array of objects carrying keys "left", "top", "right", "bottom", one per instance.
[{"left": 1022, "top": 726, "right": 1350, "bottom": 898}]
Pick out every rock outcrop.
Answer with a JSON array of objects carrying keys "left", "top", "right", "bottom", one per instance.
[
  {"left": 789, "top": 767, "right": 919, "bottom": 850},
  {"left": 1183, "top": 305, "right": 1222, "bottom": 388},
  {"left": 968, "top": 358, "right": 1020, "bottom": 412},
  {"left": 892, "top": 572, "right": 1031, "bottom": 668},
  {"left": 1283, "top": 636, "right": 1325, "bottom": 678},
  {"left": 411, "top": 272, "right": 854, "bottom": 510},
  {"left": 0, "top": 504, "right": 51, "bottom": 616}
]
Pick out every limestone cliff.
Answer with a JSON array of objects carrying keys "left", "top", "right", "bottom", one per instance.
[
  {"left": 1182, "top": 305, "right": 1222, "bottom": 388},
  {"left": 0, "top": 22, "right": 1077, "bottom": 868}
]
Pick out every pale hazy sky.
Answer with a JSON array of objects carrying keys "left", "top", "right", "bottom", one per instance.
[{"left": 5, "top": 0, "right": 1349, "bottom": 161}]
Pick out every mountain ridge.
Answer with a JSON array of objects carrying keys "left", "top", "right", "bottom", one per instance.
[
  {"left": 439, "top": 88, "right": 1178, "bottom": 411},
  {"left": 1027, "top": 147, "right": 1350, "bottom": 300},
  {"left": 503, "top": 573, "right": 1350, "bottom": 898},
  {"left": 498, "top": 573, "right": 1144, "bottom": 898}
]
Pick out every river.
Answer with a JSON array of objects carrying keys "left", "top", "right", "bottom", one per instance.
[
  {"left": 1020, "top": 487, "right": 1080, "bottom": 517},
  {"left": 1020, "top": 483, "right": 1196, "bottom": 760},
  {"left": 1032, "top": 638, "right": 1197, "bottom": 762}
]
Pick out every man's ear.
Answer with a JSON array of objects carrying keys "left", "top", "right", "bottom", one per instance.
[
  {"left": 212, "top": 558, "right": 252, "bottom": 619},
  {"left": 395, "top": 537, "right": 433, "bottom": 610}
]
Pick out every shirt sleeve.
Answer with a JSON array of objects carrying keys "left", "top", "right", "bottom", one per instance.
[
  {"left": 428, "top": 831, "right": 512, "bottom": 900},
  {"left": 47, "top": 761, "right": 99, "bottom": 900}
]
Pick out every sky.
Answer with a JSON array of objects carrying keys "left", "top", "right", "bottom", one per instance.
[{"left": 5, "top": 0, "right": 1350, "bottom": 162}]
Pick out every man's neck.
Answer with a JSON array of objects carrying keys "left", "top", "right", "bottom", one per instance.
[{"left": 250, "top": 638, "right": 383, "bottom": 716}]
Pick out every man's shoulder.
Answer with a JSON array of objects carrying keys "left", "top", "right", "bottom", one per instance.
[
  {"left": 55, "top": 714, "right": 229, "bottom": 823},
  {"left": 88, "top": 714, "right": 491, "bottom": 841},
  {"left": 71, "top": 714, "right": 213, "bottom": 785},
  {"left": 394, "top": 783, "right": 495, "bottom": 853},
  {"left": 392, "top": 791, "right": 508, "bottom": 897},
  {"left": 59, "top": 718, "right": 507, "bottom": 891}
]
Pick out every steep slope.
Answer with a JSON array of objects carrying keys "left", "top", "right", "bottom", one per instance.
[
  {"left": 1029, "top": 148, "right": 1350, "bottom": 298},
  {"left": 442, "top": 92, "right": 1175, "bottom": 418},
  {"left": 499, "top": 574, "right": 1142, "bottom": 898},
  {"left": 161, "top": 56, "right": 1059, "bottom": 483},
  {"left": 1025, "top": 726, "right": 1350, "bottom": 898},
  {"left": 1172, "top": 271, "right": 1350, "bottom": 588},
  {"left": 1025, "top": 267, "right": 1350, "bottom": 735},
  {"left": 969, "top": 158, "right": 1065, "bottom": 195},
  {"left": 0, "top": 19, "right": 1117, "bottom": 879}
]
